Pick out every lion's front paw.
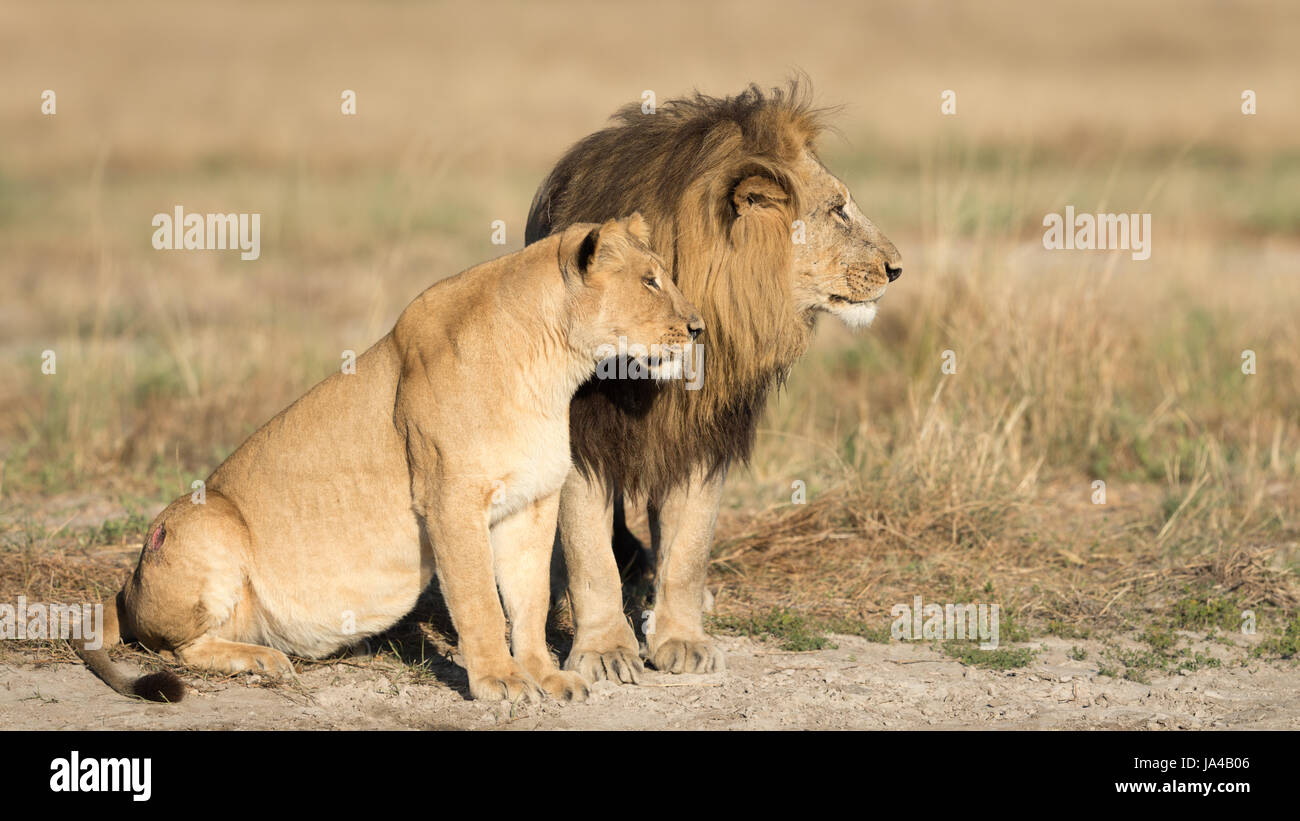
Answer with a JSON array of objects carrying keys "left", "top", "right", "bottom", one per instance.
[
  {"left": 564, "top": 645, "right": 643, "bottom": 685},
  {"left": 538, "top": 670, "right": 590, "bottom": 703},
  {"left": 648, "top": 637, "right": 725, "bottom": 674},
  {"left": 468, "top": 666, "right": 542, "bottom": 702}
]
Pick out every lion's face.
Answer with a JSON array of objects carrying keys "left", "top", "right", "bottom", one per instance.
[
  {"left": 788, "top": 151, "right": 901, "bottom": 328},
  {"left": 568, "top": 214, "right": 704, "bottom": 379}
]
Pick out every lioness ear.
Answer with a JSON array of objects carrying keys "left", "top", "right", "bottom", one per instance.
[
  {"left": 558, "top": 223, "right": 602, "bottom": 282},
  {"left": 575, "top": 226, "right": 600, "bottom": 276},
  {"left": 732, "top": 175, "right": 788, "bottom": 217}
]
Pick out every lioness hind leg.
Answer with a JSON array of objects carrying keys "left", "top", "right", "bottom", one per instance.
[
  {"left": 125, "top": 492, "right": 250, "bottom": 650},
  {"left": 124, "top": 491, "right": 293, "bottom": 680},
  {"left": 494, "top": 493, "right": 588, "bottom": 702},
  {"left": 175, "top": 635, "right": 295, "bottom": 677}
]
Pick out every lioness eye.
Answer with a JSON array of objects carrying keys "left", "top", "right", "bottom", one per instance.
[
  {"left": 644, "top": 276, "right": 660, "bottom": 291},
  {"left": 832, "top": 204, "right": 849, "bottom": 222}
]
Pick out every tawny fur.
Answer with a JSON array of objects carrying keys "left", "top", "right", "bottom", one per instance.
[{"left": 76, "top": 214, "right": 703, "bottom": 704}]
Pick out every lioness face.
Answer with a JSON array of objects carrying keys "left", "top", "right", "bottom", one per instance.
[
  {"left": 571, "top": 214, "right": 704, "bottom": 380},
  {"left": 789, "top": 151, "right": 902, "bottom": 328}
]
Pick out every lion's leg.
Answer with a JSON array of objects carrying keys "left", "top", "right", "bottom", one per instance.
[
  {"left": 492, "top": 492, "right": 588, "bottom": 702},
  {"left": 558, "top": 467, "right": 643, "bottom": 684},
  {"left": 645, "top": 466, "right": 727, "bottom": 674},
  {"left": 422, "top": 489, "right": 542, "bottom": 703},
  {"left": 611, "top": 492, "right": 652, "bottom": 592}
]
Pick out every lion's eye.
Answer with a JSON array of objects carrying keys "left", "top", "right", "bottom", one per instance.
[
  {"left": 644, "top": 276, "right": 661, "bottom": 291},
  {"left": 831, "top": 204, "right": 849, "bottom": 222}
]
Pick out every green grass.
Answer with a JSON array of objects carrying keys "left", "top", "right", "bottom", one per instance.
[
  {"left": 1046, "top": 621, "right": 1093, "bottom": 640},
  {"left": 1098, "top": 633, "right": 1224, "bottom": 683},
  {"left": 89, "top": 512, "right": 152, "bottom": 548},
  {"left": 820, "top": 616, "right": 892, "bottom": 643},
  {"left": 711, "top": 608, "right": 906, "bottom": 650},
  {"left": 1252, "top": 614, "right": 1300, "bottom": 660},
  {"left": 940, "top": 642, "right": 1036, "bottom": 670},
  {"left": 1140, "top": 627, "right": 1177, "bottom": 652},
  {"left": 711, "top": 609, "right": 837, "bottom": 651},
  {"left": 1168, "top": 588, "right": 1246, "bottom": 632}
]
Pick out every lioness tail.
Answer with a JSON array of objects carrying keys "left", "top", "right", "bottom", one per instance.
[{"left": 73, "top": 593, "right": 185, "bottom": 703}]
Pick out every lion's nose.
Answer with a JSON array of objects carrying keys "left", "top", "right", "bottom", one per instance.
[
  {"left": 885, "top": 262, "right": 902, "bottom": 282},
  {"left": 688, "top": 317, "right": 705, "bottom": 340}
]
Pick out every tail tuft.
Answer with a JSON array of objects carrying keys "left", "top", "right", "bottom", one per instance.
[{"left": 133, "top": 671, "right": 185, "bottom": 703}]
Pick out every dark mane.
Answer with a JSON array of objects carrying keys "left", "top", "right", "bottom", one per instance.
[{"left": 526, "top": 80, "right": 829, "bottom": 500}]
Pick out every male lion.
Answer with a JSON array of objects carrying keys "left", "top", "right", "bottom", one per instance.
[
  {"left": 526, "top": 81, "right": 901, "bottom": 680},
  {"left": 76, "top": 214, "right": 703, "bottom": 703}
]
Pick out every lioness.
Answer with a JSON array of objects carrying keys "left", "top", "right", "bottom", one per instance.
[
  {"left": 76, "top": 213, "right": 703, "bottom": 703},
  {"left": 526, "top": 81, "right": 901, "bottom": 680}
]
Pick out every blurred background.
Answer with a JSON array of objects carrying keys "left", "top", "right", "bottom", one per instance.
[{"left": 2, "top": 1, "right": 1298, "bottom": 656}]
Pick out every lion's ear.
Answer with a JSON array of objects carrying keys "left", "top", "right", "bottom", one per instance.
[
  {"left": 732, "top": 175, "right": 788, "bottom": 217},
  {"left": 625, "top": 212, "right": 651, "bottom": 244}
]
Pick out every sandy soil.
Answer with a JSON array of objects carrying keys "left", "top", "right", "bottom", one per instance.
[{"left": 3, "top": 634, "right": 1296, "bottom": 730}]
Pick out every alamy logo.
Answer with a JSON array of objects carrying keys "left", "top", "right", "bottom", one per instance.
[
  {"left": 594, "top": 337, "right": 704, "bottom": 390},
  {"left": 0, "top": 597, "right": 102, "bottom": 649},
  {"left": 891, "top": 595, "right": 1001, "bottom": 649},
  {"left": 50, "top": 751, "right": 151, "bottom": 802},
  {"left": 1042, "top": 206, "right": 1151, "bottom": 261},
  {"left": 151, "top": 206, "right": 261, "bottom": 260}
]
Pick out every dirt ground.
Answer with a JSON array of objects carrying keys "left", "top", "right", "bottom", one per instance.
[
  {"left": 3, "top": 497, "right": 1297, "bottom": 732},
  {"left": 3, "top": 632, "right": 1295, "bottom": 731}
]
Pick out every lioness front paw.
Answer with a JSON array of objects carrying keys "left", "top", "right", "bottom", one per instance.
[
  {"left": 252, "top": 647, "right": 298, "bottom": 678},
  {"left": 468, "top": 668, "right": 542, "bottom": 702},
  {"left": 538, "top": 670, "right": 590, "bottom": 703},
  {"left": 648, "top": 638, "right": 725, "bottom": 674},
  {"left": 564, "top": 645, "right": 643, "bottom": 685}
]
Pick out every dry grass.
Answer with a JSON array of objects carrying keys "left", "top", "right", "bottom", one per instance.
[
  {"left": 2, "top": 0, "right": 1298, "bottom": 651},
  {"left": 709, "top": 235, "right": 1300, "bottom": 631}
]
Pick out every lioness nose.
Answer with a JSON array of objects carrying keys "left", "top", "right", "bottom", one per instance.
[
  {"left": 688, "top": 317, "right": 705, "bottom": 340},
  {"left": 885, "top": 262, "right": 902, "bottom": 282}
]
